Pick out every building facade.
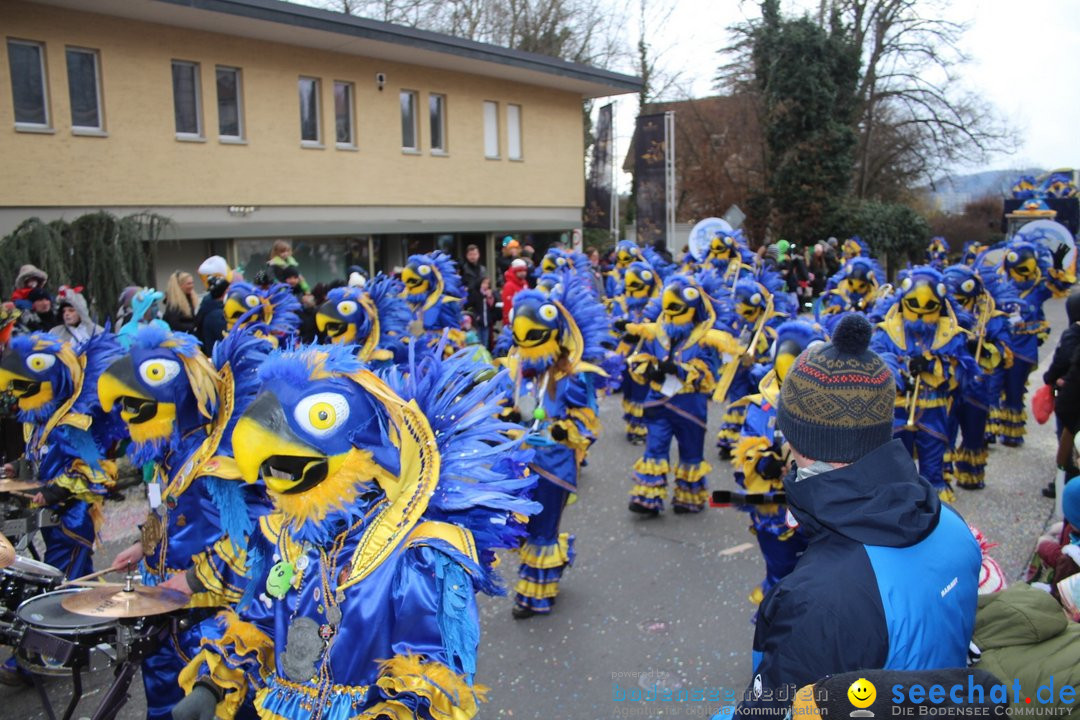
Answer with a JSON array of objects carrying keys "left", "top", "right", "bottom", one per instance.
[{"left": 1, "top": 0, "right": 638, "bottom": 288}]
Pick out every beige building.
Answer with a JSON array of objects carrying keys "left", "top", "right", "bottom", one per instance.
[{"left": 1, "top": 0, "right": 638, "bottom": 288}]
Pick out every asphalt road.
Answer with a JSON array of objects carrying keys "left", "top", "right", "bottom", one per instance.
[{"left": 1, "top": 297, "right": 1067, "bottom": 720}]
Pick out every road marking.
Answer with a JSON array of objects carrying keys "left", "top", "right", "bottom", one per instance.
[{"left": 719, "top": 542, "right": 755, "bottom": 556}]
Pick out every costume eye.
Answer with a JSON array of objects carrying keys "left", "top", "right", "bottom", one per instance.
[
  {"left": 557, "top": 257, "right": 567, "bottom": 266},
  {"left": 641, "top": 270, "right": 652, "bottom": 281},
  {"left": 26, "top": 353, "right": 55, "bottom": 373},
  {"left": 683, "top": 287, "right": 700, "bottom": 301},
  {"left": 1006, "top": 251, "right": 1018, "bottom": 263},
  {"left": 295, "top": 393, "right": 350, "bottom": 437},
  {"left": 937, "top": 283, "right": 947, "bottom": 297},
  {"left": 901, "top": 278, "right": 913, "bottom": 292},
  {"left": 750, "top": 292, "right": 762, "bottom": 306},
  {"left": 139, "top": 359, "right": 181, "bottom": 387},
  {"left": 337, "top": 300, "right": 357, "bottom": 316},
  {"left": 961, "top": 279, "right": 976, "bottom": 293},
  {"left": 245, "top": 295, "right": 260, "bottom": 308},
  {"left": 539, "top": 304, "right": 558, "bottom": 322},
  {"left": 806, "top": 340, "right": 825, "bottom": 352},
  {"left": 418, "top": 265, "right": 431, "bottom": 276},
  {"left": 867, "top": 272, "right": 875, "bottom": 282}
]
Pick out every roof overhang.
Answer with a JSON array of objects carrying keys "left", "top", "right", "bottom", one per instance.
[{"left": 24, "top": 0, "right": 641, "bottom": 98}]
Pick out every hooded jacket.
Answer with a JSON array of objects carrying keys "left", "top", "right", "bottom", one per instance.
[
  {"left": 737, "top": 440, "right": 981, "bottom": 713},
  {"left": 1043, "top": 294, "right": 1080, "bottom": 413},
  {"left": 501, "top": 266, "right": 528, "bottom": 325},
  {"left": 49, "top": 289, "right": 104, "bottom": 343}
]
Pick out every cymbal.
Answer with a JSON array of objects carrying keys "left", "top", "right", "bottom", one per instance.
[
  {"left": 0, "top": 532, "right": 13, "bottom": 568},
  {"left": 62, "top": 584, "right": 188, "bottom": 618},
  {"left": 0, "top": 479, "right": 40, "bottom": 493}
]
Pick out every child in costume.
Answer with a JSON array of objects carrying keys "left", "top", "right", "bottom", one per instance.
[
  {"left": 942, "top": 265, "right": 1016, "bottom": 489},
  {"left": 400, "top": 251, "right": 467, "bottom": 353},
  {"left": 871, "top": 267, "right": 975, "bottom": 502},
  {"left": 99, "top": 327, "right": 273, "bottom": 720},
  {"left": 173, "top": 345, "right": 538, "bottom": 720},
  {"left": 984, "top": 239, "right": 1073, "bottom": 446},
  {"left": 315, "top": 274, "right": 411, "bottom": 364},
  {"left": 499, "top": 273, "right": 609, "bottom": 617},
  {"left": 727, "top": 320, "right": 824, "bottom": 605},
  {"left": 623, "top": 274, "right": 739, "bottom": 515}
]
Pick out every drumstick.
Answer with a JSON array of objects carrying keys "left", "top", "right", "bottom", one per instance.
[
  {"left": 62, "top": 580, "right": 123, "bottom": 589},
  {"left": 58, "top": 566, "right": 122, "bottom": 588}
]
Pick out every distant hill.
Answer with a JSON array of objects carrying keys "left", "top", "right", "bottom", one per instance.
[{"left": 922, "top": 167, "right": 1045, "bottom": 214}]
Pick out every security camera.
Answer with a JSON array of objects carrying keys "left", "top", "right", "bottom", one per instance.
[{"left": 375, "top": 72, "right": 386, "bottom": 90}]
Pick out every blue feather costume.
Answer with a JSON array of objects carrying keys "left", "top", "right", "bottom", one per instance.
[
  {"left": 870, "top": 267, "right": 976, "bottom": 501},
  {"left": 623, "top": 274, "right": 741, "bottom": 514},
  {"left": 497, "top": 272, "right": 610, "bottom": 615},
  {"left": 315, "top": 275, "right": 412, "bottom": 364},
  {"left": 0, "top": 332, "right": 126, "bottom": 578},
  {"left": 179, "top": 344, "right": 538, "bottom": 719},
  {"left": 400, "top": 251, "right": 466, "bottom": 355},
  {"left": 97, "top": 326, "right": 274, "bottom": 719}
]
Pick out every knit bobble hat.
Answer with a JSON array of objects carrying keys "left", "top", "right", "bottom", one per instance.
[{"left": 776, "top": 313, "right": 895, "bottom": 463}]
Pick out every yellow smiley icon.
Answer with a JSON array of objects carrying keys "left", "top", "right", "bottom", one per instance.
[{"left": 848, "top": 677, "right": 876, "bottom": 708}]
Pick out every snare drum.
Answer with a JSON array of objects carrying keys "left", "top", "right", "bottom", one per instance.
[{"left": 15, "top": 589, "right": 117, "bottom": 675}]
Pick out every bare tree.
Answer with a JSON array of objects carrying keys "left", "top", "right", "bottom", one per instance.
[{"left": 835, "top": 0, "right": 1016, "bottom": 200}]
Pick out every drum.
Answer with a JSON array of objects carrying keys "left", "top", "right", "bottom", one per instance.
[
  {"left": 1, "top": 558, "right": 62, "bottom": 618},
  {"left": 15, "top": 588, "right": 117, "bottom": 675}
]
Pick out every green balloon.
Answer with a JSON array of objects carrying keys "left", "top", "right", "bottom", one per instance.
[{"left": 532, "top": 407, "right": 546, "bottom": 421}]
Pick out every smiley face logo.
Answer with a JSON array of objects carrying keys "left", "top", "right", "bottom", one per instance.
[{"left": 848, "top": 677, "right": 876, "bottom": 709}]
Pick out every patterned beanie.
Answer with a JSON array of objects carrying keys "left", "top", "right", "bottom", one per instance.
[{"left": 776, "top": 313, "right": 895, "bottom": 463}]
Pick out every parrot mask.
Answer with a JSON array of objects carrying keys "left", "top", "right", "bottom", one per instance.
[
  {"left": 623, "top": 262, "right": 657, "bottom": 300},
  {"left": 0, "top": 335, "right": 77, "bottom": 419},
  {"left": 899, "top": 271, "right": 947, "bottom": 323}
]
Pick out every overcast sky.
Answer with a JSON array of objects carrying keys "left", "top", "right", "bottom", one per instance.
[{"left": 597, "top": 0, "right": 1080, "bottom": 184}]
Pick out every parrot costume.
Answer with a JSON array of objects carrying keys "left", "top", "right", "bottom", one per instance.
[
  {"left": 315, "top": 275, "right": 411, "bottom": 364},
  {"left": 871, "top": 267, "right": 976, "bottom": 502},
  {"left": 177, "top": 344, "right": 538, "bottom": 720},
  {"left": 610, "top": 260, "right": 661, "bottom": 443},
  {"left": 728, "top": 320, "right": 823, "bottom": 605},
  {"left": 926, "top": 236, "right": 950, "bottom": 270},
  {"left": 941, "top": 264, "right": 1017, "bottom": 489},
  {"left": 499, "top": 272, "right": 609, "bottom": 617},
  {"left": 818, "top": 256, "right": 884, "bottom": 318},
  {"left": 98, "top": 326, "right": 273, "bottom": 719},
  {"left": 400, "top": 251, "right": 466, "bottom": 354},
  {"left": 0, "top": 332, "right": 125, "bottom": 578},
  {"left": 604, "top": 240, "right": 645, "bottom": 298},
  {"left": 224, "top": 281, "right": 302, "bottom": 347},
  {"left": 983, "top": 239, "right": 1074, "bottom": 446},
  {"left": 623, "top": 274, "right": 740, "bottom": 515}
]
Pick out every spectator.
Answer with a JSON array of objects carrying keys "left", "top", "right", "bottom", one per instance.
[
  {"left": 193, "top": 276, "right": 229, "bottom": 355},
  {"left": 584, "top": 245, "right": 606, "bottom": 298},
  {"left": 163, "top": 271, "right": 199, "bottom": 334},
  {"left": 734, "top": 314, "right": 980, "bottom": 716},
  {"left": 501, "top": 259, "right": 529, "bottom": 325},
  {"left": 496, "top": 236, "right": 522, "bottom": 284},
  {"left": 1041, "top": 292, "right": 1080, "bottom": 489},
  {"left": 808, "top": 243, "right": 829, "bottom": 297},
  {"left": 468, "top": 275, "right": 496, "bottom": 348},
  {"left": 460, "top": 244, "right": 487, "bottom": 294},
  {"left": 10, "top": 265, "right": 48, "bottom": 310},
  {"left": 17, "top": 288, "right": 57, "bottom": 334},
  {"left": 50, "top": 286, "right": 104, "bottom": 343},
  {"left": 268, "top": 239, "right": 310, "bottom": 292},
  {"left": 651, "top": 239, "right": 673, "bottom": 264},
  {"left": 522, "top": 244, "right": 536, "bottom": 268},
  {"left": 1036, "top": 479, "right": 1080, "bottom": 605},
  {"left": 462, "top": 312, "right": 480, "bottom": 346},
  {"left": 277, "top": 266, "right": 303, "bottom": 297},
  {"left": 197, "top": 255, "right": 237, "bottom": 288}
]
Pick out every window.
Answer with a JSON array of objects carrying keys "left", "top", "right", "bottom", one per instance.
[
  {"left": 65, "top": 47, "right": 102, "bottom": 131},
  {"left": 171, "top": 60, "right": 202, "bottom": 137},
  {"left": 507, "top": 103, "right": 522, "bottom": 160},
  {"left": 429, "top": 93, "right": 446, "bottom": 153},
  {"left": 483, "top": 100, "right": 499, "bottom": 158},
  {"left": 400, "top": 90, "right": 418, "bottom": 151},
  {"left": 334, "top": 81, "right": 354, "bottom": 147},
  {"left": 299, "top": 76, "right": 321, "bottom": 144},
  {"left": 7, "top": 40, "right": 49, "bottom": 128},
  {"left": 216, "top": 66, "right": 243, "bottom": 140}
]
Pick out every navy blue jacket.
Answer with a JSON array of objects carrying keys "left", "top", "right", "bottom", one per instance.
[{"left": 737, "top": 440, "right": 981, "bottom": 712}]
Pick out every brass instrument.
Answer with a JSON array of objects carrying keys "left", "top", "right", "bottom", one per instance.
[{"left": 905, "top": 375, "right": 922, "bottom": 430}]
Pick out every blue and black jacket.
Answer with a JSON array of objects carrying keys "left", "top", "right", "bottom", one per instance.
[{"left": 736, "top": 440, "right": 981, "bottom": 713}]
